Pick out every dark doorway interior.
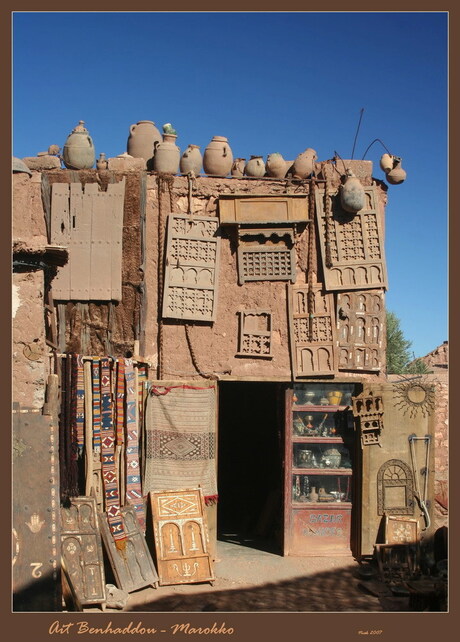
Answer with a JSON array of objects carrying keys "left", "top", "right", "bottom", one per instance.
[{"left": 217, "top": 382, "right": 284, "bottom": 554}]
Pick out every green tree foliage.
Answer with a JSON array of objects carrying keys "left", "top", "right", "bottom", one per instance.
[{"left": 386, "top": 311, "right": 431, "bottom": 374}]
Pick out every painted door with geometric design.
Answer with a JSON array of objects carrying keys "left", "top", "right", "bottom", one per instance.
[{"left": 150, "top": 488, "right": 214, "bottom": 586}]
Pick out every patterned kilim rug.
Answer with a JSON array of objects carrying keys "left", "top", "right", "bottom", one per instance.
[{"left": 144, "top": 381, "right": 218, "bottom": 505}]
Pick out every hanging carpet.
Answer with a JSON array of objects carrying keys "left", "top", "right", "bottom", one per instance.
[{"left": 144, "top": 381, "right": 218, "bottom": 505}]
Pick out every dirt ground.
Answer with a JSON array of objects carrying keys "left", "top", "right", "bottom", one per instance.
[{"left": 83, "top": 538, "right": 410, "bottom": 613}]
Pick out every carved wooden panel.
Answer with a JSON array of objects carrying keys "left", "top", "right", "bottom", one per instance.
[
  {"left": 385, "top": 516, "right": 419, "bottom": 545},
  {"left": 237, "top": 309, "right": 272, "bottom": 358},
  {"left": 12, "top": 406, "right": 61, "bottom": 611},
  {"left": 162, "top": 214, "right": 221, "bottom": 322},
  {"left": 237, "top": 227, "right": 296, "bottom": 284},
  {"left": 61, "top": 496, "right": 106, "bottom": 606},
  {"left": 337, "top": 290, "right": 385, "bottom": 371},
  {"left": 377, "top": 459, "right": 415, "bottom": 516},
  {"left": 50, "top": 180, "right": 125, "bottom": 301},
  {"left": 150, "top": 489, "right": 214, "bottom": 586},
  {"left": 288, "top": 284, "right": 338, "bottom": 377},
  {"left": 219, "top": 194, "right": 309, "bottom": 224},
  {"left": 315, "top": 186, "right": 388, "bottom": 291},
  {"left": 99, "top": 506, "right": 159, "bottom": 593},
  {"left": 352, "top": 391, "right": 385, "bottom": 447}
]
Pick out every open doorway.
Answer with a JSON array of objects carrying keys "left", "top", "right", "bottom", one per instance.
[{"left": 217, "top": 382, "right": 284, "bottom": 554}]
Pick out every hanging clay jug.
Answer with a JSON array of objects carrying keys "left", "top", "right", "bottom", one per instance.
[
  {"left": 266, "top": 152, "right": 288, "bottom": 178},
  {"left": 180, "top": 144, "right": 202, "bottom": 175},
  {"left": 96, "top": 152, "right": 108, "bottom": 170},
  {"left": 293, "top": 147, "right": 317, "bottom": 179},
  {"left": 153, "top": 133, "right": 180, "bottom": 174},
  {"left": 127, "top": 120, "right": 162, "bottom": 165},
  {"left": 62, "top": 120, "right": 96, "bottom": 169},
  {"left": 203, "top": 136, "right": 233, "bottom": 177},
  {"left": 379, "top": 153, "right": 394, "bottom": 174},
  {"left": 244, "top": 155, "right": 266, "bottom": 177},
  {"left": 386, "top": 157, "right": 407, "bottom": 185},
  {"left": 231, "top": 158, "right": 246, "bottom": 177},
  {"left": 340, "top": 171, "right": 365, "bottom": 214}
]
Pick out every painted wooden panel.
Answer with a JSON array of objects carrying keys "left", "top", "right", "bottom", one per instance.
[
  {"left": 99, "top": 505, "right": 159, "bottom": 593},
  {"left": 219, "top": 194, "right": 309, "bottom": 224},
  {"left": 337, "top": 290, "right": 385, "bottom": 371},
  {"left": 291, "top": 507, "right": 352, "bottom": 556},
  {"left": 50, "top": 180, "right": 125, "bottom": 301},
  {"left": 150, "top": 489, "right": 214, "bottom": 586},
  {"left": 162, "top": 214, "right": 221, "bottom": 322},
  {"left": 288, "top": 284, "right": 338, "bottom": 377},
  {"left": 315, "top": 186, "right": 388, "bottom": 291},
  {"left": 12, "top": 406, "right": 61, "bottom": 611},
  {"left": 60, "top": 496, "right": 106, "bottom": 607}
]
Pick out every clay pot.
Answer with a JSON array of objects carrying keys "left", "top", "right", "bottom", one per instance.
[
  {"left": 62, "top": 120, "right": 96, "bottom": 169},
  {"left": 293, "top": 147, "right": 317, "bottom": 179},
  {"left": 340, "top": 172, "right": 365, "bottom": 213},
  {"left": 266, "top": 153, "right": 288, "bottom": 178},
  {"left": 203, "top": 136, "right": 233, "bottom": 177},
  {"left": 308, "top": 487, "right": 319, "bottom": 502},
  {"left": 127, "top": 120, "right": 162, "bottom": 164},
  {"left": 96, "top": 153, "right": 108, "bottom": 171},
  {"left": 153, "top": 134, "right": 180, "bottom": 174},
  {"left": 231, "top": 158, "right": 246, "bottom": 177},
  {"left": 180, "top": 144, "right": 202, "bottom": 175},
  {"left": 244, "top": 155, "right": 266, "bottom": 177},
  {"left": 386, "top": 158, "right": 407, "bottom": 185},
  {"left": 379, "top": 153, "right": 393, "bottom": 173}
]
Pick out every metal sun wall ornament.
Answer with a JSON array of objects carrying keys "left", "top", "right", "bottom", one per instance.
[
  {"left": 236, "top": 227, "right": 296, "bottom": 285},
  {"left": 352, "top": 391, "right": 384, "bottom": 447},
  {"left": 377, "top": 459, "right": 415, "bottom": 516},
  {"left": 314, "top": 185, "right": 388, "bottom": 291},
  {"left": 337, "top": 290, "right": 385, "bottom": 372},
  {"left": 150, "top": 488, "right": 215, "bottom": 587},
  {"left": 162, "top": 214, "right": 221, "bottom": 322},
  {"left": 288, "top": 284, "right": 338, "bottom": 377},
  {"left": 237, "top": 309, "right": 273, "bottom": 358},
  {"left": 392, "top": 378, "right": 436, "bottom": 419}
]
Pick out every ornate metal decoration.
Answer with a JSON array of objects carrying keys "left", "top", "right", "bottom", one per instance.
[
  {"left": 377, "top": 459, "right": 414, "bottom": 516},
  {"left": 162, "top": 214, "right": 221, "bottom": 322},
  {"left": 237, "top": 309, "right": 273, "bottom": 358},
  {"left": 392, "top": 377, "right": 436, "bottom": 419}
]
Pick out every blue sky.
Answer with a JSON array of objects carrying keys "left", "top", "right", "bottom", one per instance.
[{"left": 12, "top": 11, "right": 448, "bottom": 359}]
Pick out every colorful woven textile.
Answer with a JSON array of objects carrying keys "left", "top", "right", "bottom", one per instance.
[
  {"left": 59, "top": 356, "right": 79, "bottom": 503},
  {"left": 91, "top": 359, "right": 102, "bottom": 453},
  {"left": 124, "top": 359, "right": 145, "bottom": 529},
  {"left": 75, "top": 354, "right": 85, "bottom": 453},
  {"left": 115, "top": 359, "right": 125, "bottom": 446},
  {"left": 144, "top": 381, "right": 218, "bottom": 504},
  {"left": 100, "top": 358, "right": 125, "bottom": 545}
]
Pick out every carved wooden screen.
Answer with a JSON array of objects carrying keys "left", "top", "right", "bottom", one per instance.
[
  {"left": 50, "top": 180, "right": 125, "bottom": 301},
  {"left": 99, "top": 505, "right": 159, "bottom": 593},
  {"left": 237, "top": 309, "right": 272, "bottom": 358},
  {"left": 12, "top": 406, "right": 61, "bottom": 612},
  {"left": 61, "top": 496, "right": 106, "bottom": 607},
  {"left": 162, "top": 214, "right": 221, "bottom": 322},
  {"left": 315, "top": 186, "right": 388, "bottom": 291},
  {"left": 237, "top": 227, "right": 296, "bottom": 284},
  {"left": 150, "top": 488, "right": 214, "bottom": 586},
  {"left": 288, "top": 284, "right": 338, "bottom": 377},
  {"left": 377, "top": 459, "right": 415, "bottom": 516},
  {"left": 337, "top": 290, "right": 385, "bottom": 371}
]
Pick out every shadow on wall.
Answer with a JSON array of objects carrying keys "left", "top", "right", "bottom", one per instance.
[{"left": 126, "top": 564, "right": 438, "bottom": 613}]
